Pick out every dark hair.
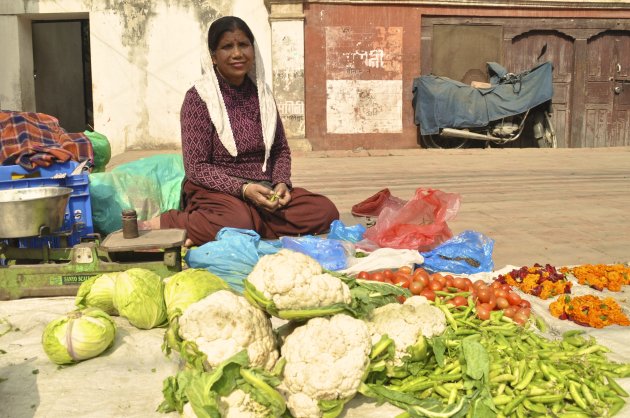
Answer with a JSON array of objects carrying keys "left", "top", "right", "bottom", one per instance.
[{"left": 208, "top": 16, "right": 255, "bottom": 53}]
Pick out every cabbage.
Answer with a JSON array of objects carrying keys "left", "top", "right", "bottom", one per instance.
[
  {"left": 113, "top": 267, "right": 167, "bottom": 329},
  {"left": 75, "top": 272, "right": 121, "bottom": 315},
  {"left": 163, "top": 269, "right": 230, "bottom": 321},
  {"left": 41, "top": 307, "right": 116, "bottom": 365}
]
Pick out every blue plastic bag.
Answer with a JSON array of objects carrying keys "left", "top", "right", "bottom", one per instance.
[
  {"left": 420, "top": 230, "right": 494, "bottom": 274},
  {"left": 185, "top": 228, "right": 281, "bottom": 292},
  {"left": 327, "top": 220, "right": 366, "bottom": 243},
  {"left": 280, "top": 235, "right": 351, "bottom": 271}
]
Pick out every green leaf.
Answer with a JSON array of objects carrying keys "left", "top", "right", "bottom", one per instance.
[{"left": 461, "top": 339, "right": 489, "bottom": 382}]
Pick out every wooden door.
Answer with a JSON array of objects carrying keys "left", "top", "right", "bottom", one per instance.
[
  {"left": 505, "top": 31, "right": 574, "bottom": 148},
  {"left": 582, "top": 31, "right": 630, "bottom": 147}
]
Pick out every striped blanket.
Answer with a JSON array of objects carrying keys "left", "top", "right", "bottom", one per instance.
[{"left": 0, "top": 111, "right": 93, "bottom": 170}]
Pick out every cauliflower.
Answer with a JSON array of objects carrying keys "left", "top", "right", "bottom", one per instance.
[
  {"left": 280, "top": 314, "right": 372, "bottom": 418},
  {"left": 182, "top": 389, "right": 272, "bottom": 418},
  {"left": 245, "top": 249, "right": 352, "bottom": 319},
  {"left": 178, "top": 290, "right": 278, "bottom": 370},
  {"left": 366, "top": 295, "right": 447, "bottom": 364}
]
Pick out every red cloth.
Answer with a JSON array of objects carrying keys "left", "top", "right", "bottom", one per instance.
[
  {"left": 160, "top": 179, "right": 339, "bottom": 246},
  {"left": 0, "top": 111, "right": 93, "bottom": 169},
  {"left": 351, "top": 188, "right": 405, "bottom": 217}
]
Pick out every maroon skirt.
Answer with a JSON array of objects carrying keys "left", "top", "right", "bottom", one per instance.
[{"left": 160, "top": 180, "right": 339, "bottom": 246}]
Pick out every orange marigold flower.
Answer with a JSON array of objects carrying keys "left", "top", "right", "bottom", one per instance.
[
  {"left": 560, "top": 264, "right": 630, "bottom": 292},
  {"left": 549, "top": 294, "right": 630, "bottom": 328},
  {"left": 496, "top": 264, "right": 571, "bottom": 300}
]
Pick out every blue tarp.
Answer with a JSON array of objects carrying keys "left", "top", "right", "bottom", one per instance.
[{"left": 412, "top": 61, "right": 553, "bottom": 136}]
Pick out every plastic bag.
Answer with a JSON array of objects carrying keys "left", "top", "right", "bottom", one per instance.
[
  {"left": 88, "top": 154, "right": 184, "bottom": 235},
  {"left": 185, "top": 228, "right": 281, "bottom": 292},
  {"left": 83, "top": 130, "right": 111, "bottom": 173},
  {"left": 327, "top": 220, "right": 366, "bottom": 243},
  {"left": 280, "top": 236, "right": 353, "bottom": 271},
  {"left": 362, "top": 188, "right": 461, "bottom": 252},
  {"left": 420, "top": 230, "right": 494, "bottom": 274}
]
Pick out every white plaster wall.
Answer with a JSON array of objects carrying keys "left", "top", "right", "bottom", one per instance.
[
  {"left": 1, "top": 0, "right": 272, "bottom": 157},
  {"left": 0, "top": 16, "right": 22, "bottom": 111}
]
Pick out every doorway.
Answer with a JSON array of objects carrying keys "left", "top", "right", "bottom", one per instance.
[{"left": 32, "top": 19, "right": 93, "bottom": 133}]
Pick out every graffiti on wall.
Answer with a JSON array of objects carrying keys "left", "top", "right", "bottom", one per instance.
[{"left": 325, "top": 26, "right": 403, "bottom": 134}]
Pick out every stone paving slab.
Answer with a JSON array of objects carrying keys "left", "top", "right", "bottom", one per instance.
[{"left": 108, "top": 146, "right": 630, "bottom": 269}]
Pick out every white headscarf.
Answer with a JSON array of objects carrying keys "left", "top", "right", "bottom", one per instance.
[{"left": 194, "top": 22, "right": 278, "bottom": 172}]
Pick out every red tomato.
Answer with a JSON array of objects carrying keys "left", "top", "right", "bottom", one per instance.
[
  {"left": 449, "top": 295, "right": 468, "bottom": 307},
  {"left": 429, "top": 280, "right": 443, "bottom": 291},
  {"left": 383, "top": 269, "right": 395, "bottom": 280},
  {"left": 485, "top": 296, "right": 497, "bottom": 310},
  {"left": 503, "top": 306, "right": 518, "bottom": 318},
  {"left": 473, "top": 279, "right": 487, "bottom": 289},
  {"left": 506, "top": 292, "right": 522, "bottom": 306},
  {"left": 397, "top": 295, "right": 406, "bottom": 304},
  {"left": 452, "top": 277, "right": 468, "bottom": 291},
  {"left": 476, "top": 305, "right": 492, "bottom": 320},
  {"left": 357, "top": 271, "right": 370, "bottom": 280},
  {"left": 398, "top": 266, "right": 413, "bottom": 275},
  {"left": 409, "top": 281, "right": 425, "bottom": 295},
  {"left": 496, "top": 297, "right": 510, "bottom": 310},
  {"left": 513, "top": 311, "right": 529, "bottom": 325},
  {"left": 501, "top": 284, "right": 512, "bottom": 292},
  {"left": 494, "top": 288, "right": 509, "bottom": 299},
  {"left": 477, "top": 288, "right": 493, "bottom": 304},
  {"left": 393, "top": 272, "right": 411, "bottom": 288},
  {"left": 431, "top": 273, "right": 446, "bottom": 287},
  {"left": 444, "top": 277, "right": 454, "bottom": 289},
  {"left": 371, "top": 272, "right": 385, "bottom": 282},
  {"left": 519, "top": 299, "right": 532, "bottom": 309},
  {"left": 413, "top": 268, "right": 431, "bottom": 282},
  {"left": 420, "top": 288, "right": 436, "bottom": 301},
  {"left": 490, "top": 281, "right": 501, "bottom": 290},
  {"left": 517, "top": 307, "right": 531, "bottom": 317}
]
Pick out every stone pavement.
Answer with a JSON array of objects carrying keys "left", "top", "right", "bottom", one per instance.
[{"left": 108, "top": 146, "right": 630, "bottom": 270}]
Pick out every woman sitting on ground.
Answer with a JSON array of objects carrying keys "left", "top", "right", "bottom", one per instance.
[{"left": 141, "top": 16, "right": 339, "bottom": 246}]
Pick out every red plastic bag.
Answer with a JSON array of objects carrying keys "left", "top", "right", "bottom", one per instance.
[{"left": 362, "top": 188, "right": 461, "bottom": 252}]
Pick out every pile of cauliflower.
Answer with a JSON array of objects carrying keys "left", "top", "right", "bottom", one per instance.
[{"left": 158, "top": 249, "right": 448, "bottom": 418}]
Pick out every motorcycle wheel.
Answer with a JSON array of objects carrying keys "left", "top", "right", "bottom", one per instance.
[
  {"left": 537, "top": 112, "right": 557, "bottom": 148},
  {"left": 421, "top": 134, "right": 471, "bottom": 149}
]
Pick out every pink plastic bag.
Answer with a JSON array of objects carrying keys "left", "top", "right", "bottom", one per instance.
[{"left": 362, "top": 188, "right": 461, "bottom": 252}]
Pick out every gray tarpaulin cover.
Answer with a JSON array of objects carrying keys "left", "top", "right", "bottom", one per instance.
[
  {"left": 1, "top": 264, "right": 629, "bottom": 418},
  {"left": 412, "top": 61, "right": 553, "bottom": 136}
]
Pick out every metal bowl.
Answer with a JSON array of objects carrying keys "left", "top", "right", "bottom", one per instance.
[{"left": 0, "top": 187, "right": 72, "bottom": 238}]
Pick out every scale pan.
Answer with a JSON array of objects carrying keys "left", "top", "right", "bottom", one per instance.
[{"left": 0, "top": 186, "right": 72, "bottom": 238}]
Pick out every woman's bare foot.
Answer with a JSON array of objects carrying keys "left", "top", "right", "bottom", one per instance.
[{"left": 183, "top": 238, "right": 194, "bottom": 248}]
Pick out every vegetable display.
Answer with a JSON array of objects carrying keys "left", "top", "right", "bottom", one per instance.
[
  {"left": 244, "top": 249, "right": 353, "bottom": 320},
  {"left": 279, "top": 314, "right": 373, "bottom": 418},
  {"left": 41, "top": 307, "right": 116, "bottom": 365},
  {"left": 74, "top": 272, "right": 121, "bottom": 315},
  {"left": 113, "top": 267, "right": 167, "bottom": 329},
  {"left": 361, "top": 300, "right": 630, "bottom": 418},
  {"left": 177, "top": 290, "right": 279, "bottom": 371}
]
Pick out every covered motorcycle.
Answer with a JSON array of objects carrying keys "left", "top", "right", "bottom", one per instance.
[{"left": 412, "top": 61, "right": 556, "bottom": 148}]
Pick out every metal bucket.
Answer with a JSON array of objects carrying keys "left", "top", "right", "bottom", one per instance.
[{"left": 0, "top": 187, "right": 72, "bottom": 238}]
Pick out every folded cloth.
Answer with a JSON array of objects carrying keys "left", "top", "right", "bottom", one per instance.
[
  {"left": 351, "top": 188, "right": 405, "bottom": 217},
  {"left": 0, "top": 111, "right": 93, "bottom": 169}
]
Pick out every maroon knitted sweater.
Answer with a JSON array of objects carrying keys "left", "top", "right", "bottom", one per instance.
[{"left": 180, "top": 71, "right": 292, "bottom": 197}]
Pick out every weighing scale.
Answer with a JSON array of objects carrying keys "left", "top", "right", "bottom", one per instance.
[{"left": 0, "top": 187, "right": 187, "bottom": 300}]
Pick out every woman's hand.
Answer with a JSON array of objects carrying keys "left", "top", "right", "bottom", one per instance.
[
  {"left": 273, "top": 183, "right": 291, "bottom": 208},
  {"left": 243, "top": 183, "right": 289, "bottom": 212}
]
